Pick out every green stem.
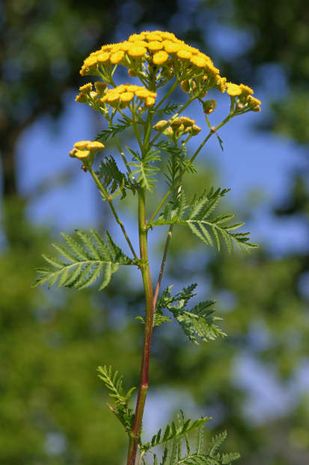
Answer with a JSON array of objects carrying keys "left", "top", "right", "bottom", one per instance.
[
  {"left": 127, "top": 188, "right": 154, "bottom": 465},
  {"left": 88, "top": 167, "right": 138, "bottom": 260},
  {"left": 148, "top": 188, "right": 171, "bottom": 224},
  {"left": 190, "top": 113, "right": 233, "bottom": 163},
  {"left": 153, "top": 224, "right": 173, "bottom": 310},
  {"left": 153, "top": 79, "right": 178, "bottom": 111}
]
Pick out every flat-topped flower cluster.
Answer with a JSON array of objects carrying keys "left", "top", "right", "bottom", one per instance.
[
  {"left": 79, "top": 30, "right": 260, "bottom": 107},
  {"left": 70, "top": 30, "right": 261, "bottom": 164},
  {"left": 80, "top": 30, "right": 224, "bottom": 93}
]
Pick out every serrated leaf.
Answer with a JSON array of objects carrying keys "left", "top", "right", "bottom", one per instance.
[
  {"left": 97, "top": 156, "right": 135, "bottom": 198},
  {"left": 128, "top": 147, "right": 161, "bottom": 190},
  {"left": 35, "top": 229, "right": 136, "bottom": 291},
  {"left": 143, "top": 423, "right": 239, "bottom": 465},
  {"left": 151, "top": 187, "right": 257, "bottom": 252},
  {"left": 142, "top": 415, "right": 210, "bottom": 452},
  {"left": 157, "top": 285, "right": 225, "bottom": 345},
  {"left": 97, "top": 365, "right": 135, "bottom": 433},
  {"left": 157, "top": 103, "right": 181, "bottom": 116},
  {"left": 95, "top": 117, "right": 131, "bottom": 142}
]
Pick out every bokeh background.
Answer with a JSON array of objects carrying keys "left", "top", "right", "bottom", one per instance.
[{"left": 1, "top": 1, "right": 309, "bottom": 464}]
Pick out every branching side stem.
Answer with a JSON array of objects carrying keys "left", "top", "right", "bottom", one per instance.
[
  {"left": 190, "top": 114, "right": 233, "bottom": 163},
  {"left": 89, "top": 167, "right": 138, "bottom": 260},
  {"left": 153, "top": 224, "right": 173, "bottom": 310}
]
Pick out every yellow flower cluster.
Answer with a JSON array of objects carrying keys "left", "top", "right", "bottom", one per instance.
[
  {"left": 80, "top": 30, "right": 226, "bottom": 95},
  {"left": 69, "top": 140, "right": 104, "bottom": 160},
  {"left": 154, "top": 116, "right": 201, "bottom": 137},
  {"left": 226, "top": 83, "right": 261, "bottom": 112},
  {"left": 101, "top": 84, "right": 156, "bottom": 108},
  {"left": 75, "top": 82, "right": 107, "bottom": 103},
  {"left": 78, "top": 31, "right": 260, "bottom": 116},
  {"left": 75, "top": 82, "right": 156, "bottom": 111}
]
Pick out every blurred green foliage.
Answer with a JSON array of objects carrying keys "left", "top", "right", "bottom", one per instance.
[{"left": 1, "top": 1, "right": 309, "bottom": 464}]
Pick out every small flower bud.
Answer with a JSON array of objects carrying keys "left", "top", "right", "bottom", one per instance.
[
  {"left": 191, "top": 124, "right": 201, "bottom": 135},
  {"left": 153, "top": 120, "right": 169, "bottom": 131},
  {"left": 247, "top": 96, "right": 261, "bottom": 112},
  {"left": 180, "top": 80, "right": 190, "bottom": 93},
  {"left": 202, "top": 99, "right": 217, "bottom": 114},
  {"left": 94, "top": 81, "right": 107, "bottom": 93},
  {"left": 163, "top": 127, "right": 174, "bottom": 137},
  {"left": 79, "top": 83, "right": 93, "bottom": 92},
  {"left": 75, "top": 93, "right": 88, "bottom": 103}
]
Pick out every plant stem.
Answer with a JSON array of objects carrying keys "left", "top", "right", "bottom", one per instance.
[
  {"left": 148, "top": 188, "right": 171, "bottom": 224},
  {"left": 153, "top": 224, "right": 173, "bottom": 310},
  {"left": 190, "top": 113, "right": 233, "bottom": 163},
  {"left": 153, "top": 79, "right": 178, "bottom": 111},
  {"left": 127, "top": 188, "right": 154, "bottom": 465},
  {"left": 88, "top": 167, "right": 138, "bottom": 260}
]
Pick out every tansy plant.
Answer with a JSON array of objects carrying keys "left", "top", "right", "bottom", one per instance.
[{"left": 36, "top": 31, "right": 261, "bottom": 465}]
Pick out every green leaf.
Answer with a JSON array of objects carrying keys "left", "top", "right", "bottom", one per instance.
[
  {"left": 35, "top": 229, "right": 136, "bottom": 290},
  {"left": 157, "top": 285, "right": 226, "bottom": 345},
  {"left": 151, "top": 187, "right": 257, "bottom": 252},
  {"left": 97, "top": 156, "right": 135, "bottom": 198},
  {"left": 135, "top": 312, "right": 171, "bottom": 327},
  {"left": 157, "top": 103, "right": 181, "bottom": 116},
  {"left": 142, "top": 414, "right": 210, "bottom": 452},
  {"left": 96, "top": 117, "right": 132, "bottom": 142},
  {"left": 155, "top": 141, "right": 195, "bottom": 193},
  {"left": 143, "top": 423, "right": 239, "bottom": 465},
  {"left": 216, "top": 133, "right": 224, "bottom": 151},
  {"left": 128, "top": 147, "right": 161, "bottom": 190},
  {"left": 98, "top": 365, "right": 135, "bottom": 433}
]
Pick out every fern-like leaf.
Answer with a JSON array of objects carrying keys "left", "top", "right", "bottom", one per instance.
[
  {"left": 96, "top": 117, "right": 131, "bottom": 142},
  {"left": 157, "top": 285, "right": 225, "bottom": 345},
  {"left": 98, "top": 365, "right": 135, "bottom": 433},
  {"left": 156, "top": 103, "right": 181, "bottom": 116},
  {"left": 97, "top": 156, "right": 135, "bottom": 198},
  {"left": 142, "top": 415, "right": 210, "bottom": 452},
  {"left": 129, "top": 147, "right": 161, "bottom": 190},
  {"left": 35, "top": 230, "right": 136, "bottom": 290},
  {"left": 151, "top": 187, "right": 256, "bottom": 252},
  {"left": 143, "top": 423, "right": 239, "bottom": 465}
]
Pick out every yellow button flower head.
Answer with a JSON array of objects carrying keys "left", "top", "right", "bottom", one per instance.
[
  {"left": 177, "top": 49, "right": 192, "bottom": 60},
  {"left": 75, "top": 83, "right": 93, "bottom": 103},
  {"left": 153, "top": 51, "right": 169, "bottom": 65},
  {"left": 148, "top": 41, "right": 163, "bottom": 51},
  {"left": 153, "top": 115, "right": 201, "bottom": 138},
  {"left": 79, "top": 83, "right": 93, "bottom": 93},
  {"left": 119, "top": 91, "right": 134, "bottom": 103},
  {"left": 226, "top": 82, "right": 261, "bottom": 112},
  {"left": 226, "top": 83, "right": 242, "bottom": 97},
  {"left": 110, "top": 50, "right": 125, "bottom": 64},
  {"left": 127, "top": 45, "right": 147, "bottom": 57},
  {"left": 101, "top": 84, "right": 156, "bottom": 109},
  {"left": 70, "top": 140, "right": 104, "bottom": 160}
]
